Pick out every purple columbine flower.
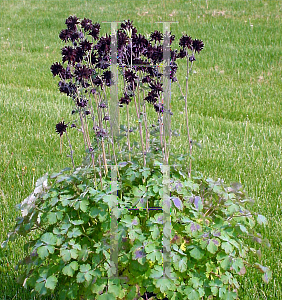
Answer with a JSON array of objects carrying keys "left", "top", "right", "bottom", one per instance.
[{"left": 55, "top": 121, "right": 67, "bottom": 137}]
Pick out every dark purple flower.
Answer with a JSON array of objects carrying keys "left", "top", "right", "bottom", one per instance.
[
  {"left": 132, "top": 34, "right": 149, "bottom": 53},
  {"left": 90, "top": 51, "right": 98, "bottom": 64},
  {"left": 119, "top": 93, "right": 131, "bottom": 105},
  {"left": 145, "top": 66, "right": 159, "bottom": 78},
  {"left": 81, "top": 18, "right": 93, "bottom": 32},
  {"left": 146, "top": 45, "right": 163, "bottom": 63},
  {"left": 74, "top": 64, "right": 92, "bottom": 81},
  {"left": 58, "top": 81, "right": 77, "bottom": 96},
  {"left": 89, "top": 23, "right": 100, "bottom": 40},
  {"left": 95, "top": 34, "right": 111, "bottom": 55},
  {"left": 95, "top": 128, "right": 107, "bottom": 138},
  {"left": 65, "top": 15, "right": 79, "bottom": 31},
  {"left": 50, "top": 62, "right": 65, "bottom": 77},
  {"left": 120, "top": 20, "right": 137, "bottom": 36},
  {"left": 149, "top": 81, "right": 163, "bottom": 94},
  {"left": 153, "top": 102, "right": 164, "bottom": 113},
  {"left": 99, "top": 102, "right": 107, "bottom": 108},
  {"left": 51, "top": 63, "right": 72, "bottom": 79},
  {"left": 92, "top": 76, "right": 103, "bottom": 87},
  {"left": 75, "top": 47, "right": 86, "bottom": 62},
  {"left": 150, "top": 30, "right": 163, "bottom": 43},
  {"left": 145, "top": 91, "right": 158, "bottom": 104},
  {"left": 76, "top": 98, "right": 88, "bottom": 107},
  {"left": 71, "top": 123, "right": 76, "bottom": 128},
  {"left": 117, "top": 30, "right": 129, "bottom": 49},
  {"left": 170, "top": 50, "right": 177, "bottom": 61},
  {"left": 124, "top": 70, "right": 137, "bottom": 84},
  {"left": 102, "top": 70, "right": 113, "bottom": 86},
  {"left": 59, "top": 29, "right": 70, "bottom": 42},
  {"left": 177, "top": 48, "right": 188, "bottom": 59},
  {"left": 56, "top": 121, "right": 67, "bottom": 137},
  {"left": 103, "top": 115, "right": 110, "bottom": 121},
  {"left": 170, "top": 62, "right": 178, "bottom": 80},
  {"left": 142, "top": 75, "right": 152, "bottom": 83},
  {"left": 179, "top": 34, "right": 193, "bottom": 50},
  {"left": 189, "top": 54, "right": 196, "bottom": 62},
  {"left": 192, "top": 39, "right": 204, "bottom": 53},
  {"left": 79, "top": 40, "right": 92, "bottom": 52},
  {"left": 69, "top": 30, "right": 81, "bottom": 43},
  {"left": 96, "top": 55, "right": 111, "bottom": 69},
  {"left": 62, "top": 46, "right": 76, "bottom": 64}
]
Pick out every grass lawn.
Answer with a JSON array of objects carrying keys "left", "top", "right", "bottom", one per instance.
[{"left": 0, "top": 0, "right": 281, "bottom": 299}]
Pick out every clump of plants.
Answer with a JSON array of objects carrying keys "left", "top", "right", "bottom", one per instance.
[{"left": 2, "top": 17, "right": 272, "bottom": 300}]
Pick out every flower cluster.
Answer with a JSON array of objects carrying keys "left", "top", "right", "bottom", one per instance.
[{"left": 51, "top": 16, "right": 204, "bottom": 172}]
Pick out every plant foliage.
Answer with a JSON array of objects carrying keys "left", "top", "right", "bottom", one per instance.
[{"left": 2, "top": 155, "right": 271, "bottom": 299}]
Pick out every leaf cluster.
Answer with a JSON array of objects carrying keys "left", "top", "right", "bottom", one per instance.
[{"left": 2, "top": 158, "right": 272, "bottom": 300}]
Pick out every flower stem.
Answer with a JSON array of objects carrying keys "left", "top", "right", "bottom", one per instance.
[
  {"left": 78, "top": 110, "right": 88, "bottom": 152},
  {"left": 126, "top": 104, "right": 131, "bottom": 161},
  {"left": 142, "top": 89, "right": 150, "bottom": 153},
  {"left": 65, "top": 131, "right": 75, "bottom": 170},
  {"left": 185, "top": 55, "right": 192, "bottom": 177},
  {"left": 133, "top": 88, "right": 146, "bottom": 167}
]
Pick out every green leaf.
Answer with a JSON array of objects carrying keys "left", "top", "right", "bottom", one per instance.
[
  {"left": 178, "top": 257, "right": 187, "bottom": 272},
  {"left": 35, "top": 281, "right": 47, "bottom": 295},
  {"left": 79, "top": 200, "right": 89, "bottom": 212},
  {"left": 108, "top": 282, "right": 123, "bottom": 297},
  {"left": 184, "top": 287, "right": 200, "bottom": 300},
  {"left": 45, "top": 275, "right": 58, "bottom": 290},
  {"left": 155, "top": 277, "right": 175, "bottom": 293},
  {"left": 78, "top": 244, "right": 89, "bottom": 261},
  {"left": 150, "top": 265, "right": 163, "bottom": 279},
  {"left": 76, "top": 272, "right": 86, "bottom": 283},
  {"left": 47, "top": 212, "right": 61, "bottom": 224},
  {"left": 147, "top": 250, "right": 162, "bottom": 263},
  {"left": 207, "top": 239, "right": 219, "bottom": 254},
  {"left": 189, "top": 276, "right": 203, "bottom": 289},
  {"left": 89, "top": 207, "right": 100, "bottom": 218},
  {"left": 221, "top": 242, "right": 234, "bottom": 254},
  {"left": 40, "top": 233, "right": 57, "bottom": 245},
  {"left": 60, "top": 249, "right": 71, "bottom": 262},
  {"left": 70, "top": 219, "right": 84, "bottom": 226},
  {"left": 220, "top": 256, "right": 232, "bottom": 270},
  {"left": 211, "top": 286, "right": 218, "bottom": 296},
  {"left": 37, "top": 245, "right": 54, "bottom": 259},
  {"left": 97, "top": 293, "right": 116, "bottom": 300},
  {"left": 80, "top": 263, "right": 91, "bottom": 273},
  {"left": 67, "top": 228, "right": 82, "bottom": 238},
  {"left": 224, "top": 290, "right": 238, "bottom": 300},
  {"left": 232, "top": 258, "right": 244, "bottom": 273},
  {"left": 62, "top": 261, "right": 79, "bottom": 277},
  {"left": 189, "top": 247, "right": 204, "bottom": 260},
  {"left": 126, "top": 285, "right": 137, "bottom": 300},
  {"left": 150, "top": 224, "right": 160, "bottom": 240}
]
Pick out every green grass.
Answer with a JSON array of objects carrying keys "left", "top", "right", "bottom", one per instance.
[{"left": 0, "top": 0, "right": 281, "bottom": 298}]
